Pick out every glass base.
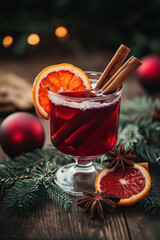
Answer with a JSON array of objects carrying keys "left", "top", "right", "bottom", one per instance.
[{"left": 54, "top": 162, "right": 102, "bottom": 196}]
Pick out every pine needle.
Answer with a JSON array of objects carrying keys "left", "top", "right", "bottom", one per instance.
[
  {"left": 4, "top": 179, "right": 43, "bottom": 210},
  {"left": 117, "top": 124, "right": 146, "bottom": 150},
  {"left": 47, "top": 183, "right": 72, "bottom": 212},
  {"left": 135, "top": 144, "right": 160, "bottom": 165},
  {"left": 139, "top": 186, "right": 160, "bottom": 214}
]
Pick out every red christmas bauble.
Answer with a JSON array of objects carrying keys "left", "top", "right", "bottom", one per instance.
[
  {"left": 0, "top": 112, "right": 45, "bottom": 158},
  {"left": 137, "top": 55, "right": 160, "bottom": 89}
]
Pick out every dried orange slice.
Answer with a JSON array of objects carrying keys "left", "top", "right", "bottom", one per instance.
[
  {"left": 32, "top": 63, "right": 92, "bottom": 119},
  {"left": 95, "top": 163, "right": 151, "bottom": 206}
]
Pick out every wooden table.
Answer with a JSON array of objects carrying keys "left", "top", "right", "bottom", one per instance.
[{"left": 0, "top": 54, "right": 160, "bottom": 240}]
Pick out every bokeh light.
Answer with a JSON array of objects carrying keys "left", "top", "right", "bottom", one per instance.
[
  {"left": 27, "top": 33, "right": 40, "bottom": 45},
  {"left": 2, "top": 35, "right": 13, "bottom": 48},
  {"left": 55, "top": 26, "right": 68, "bottom": 38}
]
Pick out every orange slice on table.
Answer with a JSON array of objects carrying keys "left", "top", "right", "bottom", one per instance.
[
  {"left": 95, "top": 163, "right": 151, "bottom": 206},
  {"left": 32, "top": 63, "right": 92, "bottom": 119}
]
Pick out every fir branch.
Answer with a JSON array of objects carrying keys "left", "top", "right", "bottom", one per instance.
[
  {"left": 0, "top": 174, "right": 35, "bottom": 198},
  {"left": 47, "top": 182, "right": 72, "bottom": 212},
  {"left": 0, "top": 175, "right": 34, "bottom": 182},
  {"left": 135, "top": 144, "right": 160, "bottom": 166},
  {"left": 0, "top": 150, "right": 73, "bottom": 211},
  {"left": 4, "top": 179, "right": 44, "bottom": 211},
  {"left": 119, "top": 97, "right": 160, "bottom": 129},
  {"left": 33, "top": 163, "right": 72, "bottom": 211},
  {"left": 0, "top": 167, "right": 13, "bottom": 178},
  {"left": 139, "top": 186, "right": 160, "bottom": 214},
  {"left": 34, "top": 164, "right": 56, "bottom": 186},
  {"left": 0, "top": 179, "right": 16, "bottom": 199},
  {"left": 120, "top": 97, "right": 160, "bottom": 115},
  {"left": 0, "top": 148, "right": 58, "bottom": 177},
  {"left": 117, "top": 124, "right": 146, "bottom": 150},
  {"left": 143, "top": 121, "right": 160, "bottom": 143}
]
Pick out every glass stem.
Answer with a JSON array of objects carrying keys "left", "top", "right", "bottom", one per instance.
[
  {"left": 73, "top": 158, "right": 98, "bottom": 193},
  {"left": 75, "top": 160, "right": 96, "bottom": 172}
]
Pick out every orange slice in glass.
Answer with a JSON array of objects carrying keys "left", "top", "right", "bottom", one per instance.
[
  {"left": 32, "top": 63, "right": 92, "bottom": 119},
  {"left": 95, "top": 163, "right": 151, "bottom": 206}
]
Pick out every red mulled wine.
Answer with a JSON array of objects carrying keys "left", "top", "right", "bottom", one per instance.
[{"left": 49, "top": 90, "right": 121, "bottom": 158}]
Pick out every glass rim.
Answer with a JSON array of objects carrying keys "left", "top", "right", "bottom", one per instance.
[{"left": 48, "top": 71, "right": 122, "bottom": 101}]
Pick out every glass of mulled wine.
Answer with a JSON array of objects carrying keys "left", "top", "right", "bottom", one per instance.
[{"left": 48, "top": 72, "right": 122, "bottom": 196}]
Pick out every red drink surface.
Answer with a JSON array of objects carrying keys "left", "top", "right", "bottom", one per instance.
[{"left": 49, "top": 90, "right": 120, "bottom": 158}]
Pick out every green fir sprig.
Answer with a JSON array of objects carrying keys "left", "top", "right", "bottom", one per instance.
[
  {"left": 4, "top": 179, "right": 43, "bottom": 210},
  {"left": 47, "top": 183, "right": 72, "bottom": 212},
  {"left": 0, "top": 148, "right": 73, "bottom": 212},
  {"left": 0, "top": 96, "right": 160, "bottom": 214},
  {"left": 139, "top": 186, "right": 160, "bottom": 214}
]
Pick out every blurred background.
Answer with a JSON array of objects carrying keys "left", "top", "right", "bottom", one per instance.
[
  {"left": 0, "top": 0, "right": 160, "bottom": 116},
  {"left": 1, "top": 0, "right": 160, "bottom": 57}
]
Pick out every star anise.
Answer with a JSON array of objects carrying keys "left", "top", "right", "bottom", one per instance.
[
  {"left": 77, "top": 190, "right": 120, "bottom": 219},
  {"left": 153, "top": 107, "right": 160, "bottom": 121},
  {"left": 104, "top": 143, "right": 136, "bottom": 174}
]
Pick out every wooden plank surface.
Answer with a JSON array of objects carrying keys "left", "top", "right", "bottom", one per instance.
[
  {"left": 0, "top": 196, "right": 130, "bottom": 239},
  {"left": 0, "top": 201, "right": 131, "bottom": 240}
]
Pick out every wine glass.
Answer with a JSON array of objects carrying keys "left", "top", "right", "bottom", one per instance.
[{"left": 48, "top": 72, "right": 122, "bottom": 196}]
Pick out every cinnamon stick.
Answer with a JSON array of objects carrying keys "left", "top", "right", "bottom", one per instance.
[
  {"left": 95, "top": 44, "right": 130, "bottom": 90},
  {"left": 102, "top": 56, "right": 142, "bottom": 94},
  {"left": 101, "top": 56, "right": 133, "bottom": 91}
]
